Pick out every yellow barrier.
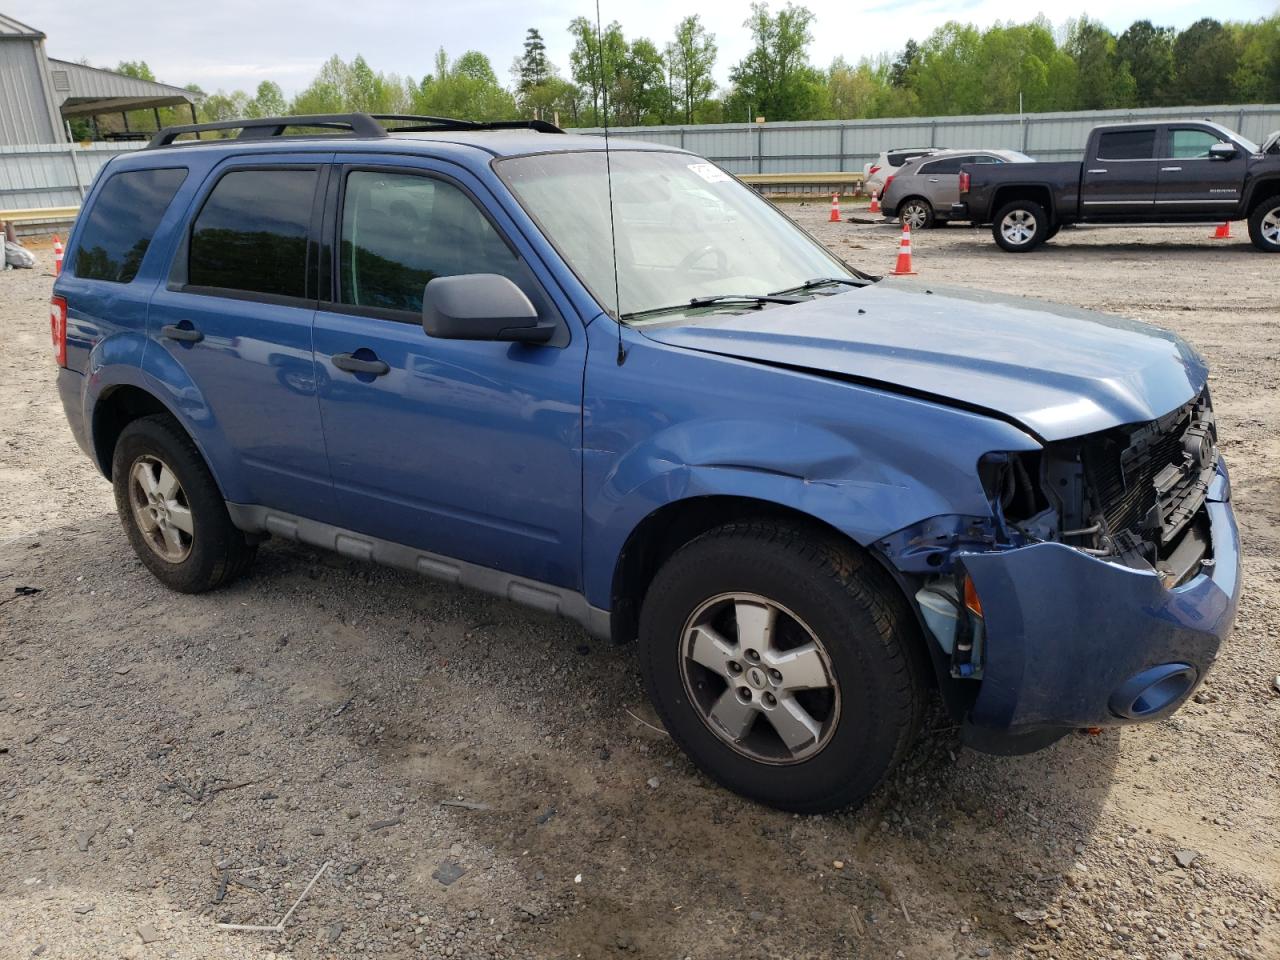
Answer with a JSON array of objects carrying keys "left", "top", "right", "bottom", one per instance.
[{"left": 0, "top": 206, "right": 80, "bottom": 223}]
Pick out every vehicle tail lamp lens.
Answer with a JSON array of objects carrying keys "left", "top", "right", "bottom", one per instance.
[
  {"left": 883, "top": 174, "right": 895, "bottom": 193},
  {"left": 963, "top": 574, "right": 983, "bottom": 618},
  {"left": 868, "top": 164, "right": 881, "bottom": 177},
  {"left": 959, "top": 171, "right": 970, "bottom": 193},
  {"left": 50, "top": 295, "right": 67, "bottom": 368}
]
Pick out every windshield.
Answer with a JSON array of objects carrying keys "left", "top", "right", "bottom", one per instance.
[{"left": 495, "top": 150, "right": 857, "bottom": 321}]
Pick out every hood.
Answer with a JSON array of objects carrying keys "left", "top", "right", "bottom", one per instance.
[
  {"left": 639, "top": 283, "right": 1208, "bottom": 442},
  {"left": 1262, "top": 129, "right": 1279, "bottom": 155}
]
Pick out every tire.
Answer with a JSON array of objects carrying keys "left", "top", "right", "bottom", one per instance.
[
  {"left": 992, "top": 199, "right": 1049, "bottom": 252},
  {"left": 111, "top": 413, "right": 256, "bottom": 593},
  {"left": 898, "top": 197, "right": 934, "bottom": 230},
  {"left": 1248, "top": 198, "right": 1280, "bottom": 252},
  {"left": 638, "top": 521, "right": 924, "bottom": 813}
]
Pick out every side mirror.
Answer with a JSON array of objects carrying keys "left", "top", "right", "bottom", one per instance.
[
  {"left": 422, "top": 274, "right": 555, "bottom": 344},
  {"left": 1208, "top": 143, "right": 1237, "bottom": 161}
]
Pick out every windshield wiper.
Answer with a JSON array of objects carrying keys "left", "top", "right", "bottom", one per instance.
[
  {"left": 769, "top": 276, "right": 874, "bottom": 296},
  {"left": 621, "top": 293, "right": 804, "bottom": 322}
]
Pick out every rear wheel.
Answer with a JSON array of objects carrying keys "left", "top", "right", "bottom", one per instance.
[
  {"left": 1248, "top": 198, "right": 1280, "bottom": 252},
  {"left": 898, "top": 198, "right": 933, "bottom": 230},
  {"left": 112, "top": 414, "right": 256, "bottom": 593},
  {"left": 639, "top": 521, "right": 923, "bottom": 813},
  {"left": 992, "top": 199, "right": 1049, "bottom": 252}
]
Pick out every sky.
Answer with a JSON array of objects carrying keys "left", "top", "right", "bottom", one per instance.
[{"left": 11, "top": 0, "right": 1278, "bottom": 98}]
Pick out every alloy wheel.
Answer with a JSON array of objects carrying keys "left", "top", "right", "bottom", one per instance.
[
  {"left": 901, "top": 201, "right": 930, "bottom": 230},
  {"left": 679, "top": 593, "right": 840, "bottom": 764},
  {"left": 128, "top": 454, "right": 194, "bottom": 563},
  {"left": 1263, "top": 206, "right": 1280, "bottom": 245},
  {"left": 1000, "top": 209, "right": 1038, "bottom": 246}
]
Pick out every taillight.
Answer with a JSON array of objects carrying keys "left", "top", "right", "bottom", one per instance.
[
  {"left": 882, "top": 174, "right": 895, "bottom": 194},
  {"left": 959, "top": 171, "right": 971, "bottom": 193},
  {"left": 50, "top": 295, "right": 67, "bottom": 367},
  {"left": 868, "top": 164, "right": 881, "bottom": 177}
]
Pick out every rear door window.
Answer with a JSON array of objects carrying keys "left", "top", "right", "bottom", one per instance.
[
  {"left": 1096, "top": 129, "right": 1156, "bottom": 161},
  {"left": 188, "top": 168, "right": 318, "bottom": 299},
  {"left": 73, "top": 168, "right": 187, "bottom": 283},
  {"left": 919, "top": 156, "right": 965, "bottom": 175}
]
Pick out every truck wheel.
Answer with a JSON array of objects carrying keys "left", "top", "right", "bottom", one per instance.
[
  {"left": 638, "top": 521, "right": 923, "bottom": 813},
  {"left": 992, "top": 200, "right": 1049, "bottom": 252},
  {"left": 899, "top": 198, "right": 933, "bottom": 230},
  {"left": 112, "top": 414, "right": 256, "bottom": 593},
  {"left": 1248, "top": 198, "right": 1280, "bottom": 252}
]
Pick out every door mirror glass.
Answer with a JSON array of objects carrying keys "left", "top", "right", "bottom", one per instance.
[
  {"left": 422, "top": 273, "right": 553, "bottom": 343},
  {"left": 1208, "top": 142, "right": 1238, "bottom": 161}
]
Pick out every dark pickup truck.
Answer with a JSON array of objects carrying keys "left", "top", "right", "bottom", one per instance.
[{"left": 954, "top": 120, "right": 1280, "bottom": 252}]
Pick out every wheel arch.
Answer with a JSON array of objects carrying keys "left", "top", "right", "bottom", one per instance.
[
  {"left": 607, "top": 495, "right": 921, "bottom": 651},
  {"left": 1246, "top": 177, "right": 1280, "bottom": 214},
  {"left": 992, "top": 184, "right": 1055, "bottom": 222}
]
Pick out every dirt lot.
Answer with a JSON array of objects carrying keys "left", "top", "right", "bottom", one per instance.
[{"left": 2, "top": 218, "right": 1277, "bottom": 960}]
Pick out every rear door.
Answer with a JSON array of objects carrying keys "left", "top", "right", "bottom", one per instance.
[
  {"left": 1081, "top": 127, "right": 1158, "bottom": 217},
  {"left": 148, "top": 155, "right": 335, "bottom": 519},
  {"left": 311, "top": 157, "right": 586, "bottom": 589},
  {"left": 1155, "top": 125, "right": 1246, "bottom": 215}
]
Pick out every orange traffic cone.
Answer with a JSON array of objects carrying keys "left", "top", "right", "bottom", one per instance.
[
  {"left": 868, "top": 191, "right": 881, "bottom": 215},
  {"left": 828, "top": 194, "right": 841, "bottom": 222},
  {"left": 1211, "top": 221, "right": 1231, "bottom": 239},
  {"left": 52, "top": 235, "right": 63, "bottom": 275},
  {"left": 891, "top": 222, "right": 917, "bottom": 276}
]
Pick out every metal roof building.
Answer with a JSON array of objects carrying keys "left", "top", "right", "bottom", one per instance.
[{"left": 0, "top": 13, "right": 199, "bottom": 145}]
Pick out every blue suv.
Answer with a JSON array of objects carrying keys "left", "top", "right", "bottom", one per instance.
[{"left": 51, "top": 114, "right": 1241, "bottom": 812}]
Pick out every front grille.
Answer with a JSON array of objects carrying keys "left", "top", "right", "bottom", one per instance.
[{"left": 1082, "top": 392, "right": 1215, "bottom": 549}]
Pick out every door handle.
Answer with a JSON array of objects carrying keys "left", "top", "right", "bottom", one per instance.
[
  {"left": 1161, "top": 166, "right": 1183, "bottom": 172},
  {"left": 1087, "top": 168, "right": 1108, "bottom": 174},
  {"left": 928, "top": 178, "right": 940, "bottom": 183},
  {"left": 332, "top": 353, "right": 390, "bottom": 376},
  {"left": 160, "top": 323, "right": 203, "bottom": 343}
]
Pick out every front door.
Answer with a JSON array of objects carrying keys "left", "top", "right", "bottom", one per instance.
[
  {"left": 148, "top": 156, "right": 335, "bottom": 519},
  {"left": 1081, "top": 127, "right": 1158, "bottom": 218},
  {"left": 1155, "top": 125, "right": 1247, "bottom": 215},
  {"left": 311, "top": 159, "right": 586, "bottom": 589}
]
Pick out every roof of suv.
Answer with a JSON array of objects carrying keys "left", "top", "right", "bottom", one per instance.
[{"left": 143, "top": 114, "right": 675, "bottom": 160}]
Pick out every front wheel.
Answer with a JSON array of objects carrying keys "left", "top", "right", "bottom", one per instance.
[
  {"left": 898, "top": 198, "right": 934, "bottom": 230},
  {"left": 1248, "top": 198, "right": 1280, "bottom": 252},
  {"left": 639, "top": 521, "right": 924, "bottom": 813},
  {"left": 992, "top": 199, "right": 1049, "bottom": 252}
]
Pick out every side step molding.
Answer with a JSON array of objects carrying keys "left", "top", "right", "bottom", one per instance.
[{"left": 225, "top": 503, "right": 611, "bottom": 640}]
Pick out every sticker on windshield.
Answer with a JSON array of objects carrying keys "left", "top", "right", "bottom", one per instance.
[{"left": 688, "top": 163, "right": 730, "bottom": 183}]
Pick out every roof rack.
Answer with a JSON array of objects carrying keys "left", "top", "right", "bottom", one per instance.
[{"left": 148, "top": 113, "right": 564, "bottom": 148}]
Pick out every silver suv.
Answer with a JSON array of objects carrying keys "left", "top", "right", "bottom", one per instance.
[{"left": 882, "top": 149, "right": 1031, "bottom": 228}]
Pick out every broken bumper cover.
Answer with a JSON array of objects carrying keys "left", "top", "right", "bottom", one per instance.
[{"left": 959, "top": 462, "right": 1239, "bottom": 746}]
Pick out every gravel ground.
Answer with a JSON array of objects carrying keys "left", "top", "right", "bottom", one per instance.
[{"left": 1, "top": 220, "right": 1277, "bottom": 960}]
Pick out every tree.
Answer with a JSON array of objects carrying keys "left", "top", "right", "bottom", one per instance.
[
  {"left": 516, "top": 28, "right": 551, "bottom": 92},
  {"left": 246, "top": 81, "right": 286, "bottom": 118},
  {"left": 415, "top": 48, "right": 517, "bottom": 121},
  {"left": 115, "top": 60, "right": 157, "bottom": 82},
  {"left": 1063, "top": 17, "right": 1135, "bottom": 109},
  {"left": 1117, "top": 21, "right": 1175, "bottom": 106},
  {"left": 617, "top": 38, "right": 669, "bottom": 124},
  {"left": 568, "top": 17, "right": 606, "bottom": 123},
  {"left": 666, "top": 15, "right": 718, "bottom": 124},
  {"left": 1172, "top": 18, "right": 1238, "bottom": 105},
  {"left": 889, "top": 40, "right": 918, "bottom": 88},
  {"left": 727, "top": 2, "right": 823, "bottom": 121},
  {"left": 1231, "top": 16, "right": 1280, "bottom": 103}
]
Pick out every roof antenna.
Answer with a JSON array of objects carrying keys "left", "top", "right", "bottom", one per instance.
[{"left": 595, "top": 0, "right": 626, "bottom": 365}]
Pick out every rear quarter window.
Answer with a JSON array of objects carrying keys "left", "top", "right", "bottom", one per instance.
[{"left": 73, "top": 168, "right": 187, "bottom": 283}]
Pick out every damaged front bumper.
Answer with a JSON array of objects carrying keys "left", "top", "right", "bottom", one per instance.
[{"left": 953, "top": 462, "right": 1239, "bottom": 752}]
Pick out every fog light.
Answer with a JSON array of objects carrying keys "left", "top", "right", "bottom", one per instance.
[{"left": 1108, "top": 664, "right": 1197, "bottom": 720}]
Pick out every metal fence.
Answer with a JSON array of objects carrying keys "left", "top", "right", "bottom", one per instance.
[
  {"left": 4, "top": 103, "right": 1279, "bottom": 217},
  {"left": 572, "top": 103, "right": 1280, "bottom": 175},
  {"left": 0, "top": 141, "right": 142, "bottom": 217}
]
